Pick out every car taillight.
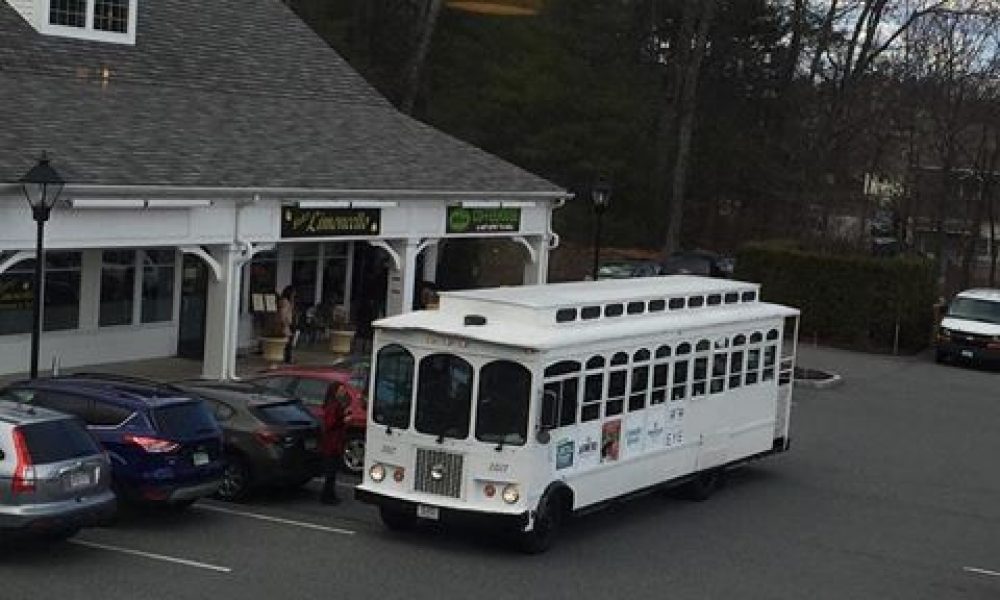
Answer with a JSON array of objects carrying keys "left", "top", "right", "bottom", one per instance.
[
  {"left": 11, "top": 427, "right": 36, "bottom": 494},
  {"left": 125, "top": 434, "right": 180, "bottom": 453},
  {"left": 254, "top": 429, "right": 282, "bottom": 446}
]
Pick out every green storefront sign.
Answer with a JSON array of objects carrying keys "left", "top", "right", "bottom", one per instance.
[
  {"left": 446, "top": 206, "right": 521, "bottom": 234},
  {"left": 281, "top": 207, "right": 381, "bottom": 238}
]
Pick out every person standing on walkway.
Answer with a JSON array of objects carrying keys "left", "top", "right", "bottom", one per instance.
[
  {"left": 320, "top": 383, "right": 348, "bottom": 505},
  {"left": 278, "top": 286, "right": 297, "bottom": 364}
]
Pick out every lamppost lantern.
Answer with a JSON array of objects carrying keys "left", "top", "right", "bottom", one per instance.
[
  {"left": 20, "top": 152, "right": 66, "bottom": 221},
  {"left": 18, "top": 152, "right": 66, "bottom": 379},
  {"left": 590, "top": 175, "right": 612, "bottom": 281},
  {"left": 591, "top": 176, "right": 612, "bottom": 215}
]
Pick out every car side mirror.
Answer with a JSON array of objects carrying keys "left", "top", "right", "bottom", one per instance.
[{"left": 536, "top": 429, "right": 551, "bottom": 445}]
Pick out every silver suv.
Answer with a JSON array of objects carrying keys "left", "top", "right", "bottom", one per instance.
[{"left": 0, "top": 398, "right": 115, "bottom": 540}]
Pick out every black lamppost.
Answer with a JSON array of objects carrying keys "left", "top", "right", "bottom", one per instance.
[
  {"left": 591, "top": 175, "right": 612, "bottom": 280},
  {"left": 19, "top": 153, "right": 65, "bottom": 379}
]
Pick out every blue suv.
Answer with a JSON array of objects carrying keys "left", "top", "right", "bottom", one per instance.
[{"left": 1, "top": 374, "right": 224, "bottom": 508}]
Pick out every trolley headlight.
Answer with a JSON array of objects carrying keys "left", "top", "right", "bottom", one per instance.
[
  {"left": 369, "top": 464, "right": 386, "bottom": 483},
  {"left": 502, "top": 484, "right": 520, "bottom": 505}
]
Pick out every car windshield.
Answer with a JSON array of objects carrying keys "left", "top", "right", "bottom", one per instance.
[
  {"left": 415, "top": 353, "right": 472, "bottom": 440},
  {"left": 947, "top": 297, "right": 1000, "bottom": 324},
  {"left": 21, "top": 419, "right": 100, "bottom": 463},
  {"left": 153, "top": 401, "right": 220, "bottom": 439},
  {"left": 597, "top": 263, "right": 634, "bottom": 279},
  {"left": 475, "top": 361, "right": 531, "bottom": 446}
]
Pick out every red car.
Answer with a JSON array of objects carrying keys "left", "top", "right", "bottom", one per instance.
[{"left": 251, "top": 355, "right": 370, "bottom": 474}]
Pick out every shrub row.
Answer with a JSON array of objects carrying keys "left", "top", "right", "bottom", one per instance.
[{"left": 735, "top": 243, "right": 938, "bottom": 353}]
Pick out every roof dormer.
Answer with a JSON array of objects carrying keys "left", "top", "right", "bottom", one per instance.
[{"left": 6, "top": 0, "right": 137, "bottom": 45}]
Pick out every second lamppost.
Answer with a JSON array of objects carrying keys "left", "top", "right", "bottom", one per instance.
[
  {"left": 19, "top": 153, "right": 66, "bottom": 379},
  {"left": 591, "top": 176, "right": 612, "bottom": 281}
]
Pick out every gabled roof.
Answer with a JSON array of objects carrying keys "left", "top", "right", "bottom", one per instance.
[{"left": 0, "top": 0, "right": 563, "bottom": 195}]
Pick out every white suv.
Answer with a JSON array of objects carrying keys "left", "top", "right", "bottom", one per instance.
[{"left": 936, "top": 288, "right": 1000, "bottom": 365}]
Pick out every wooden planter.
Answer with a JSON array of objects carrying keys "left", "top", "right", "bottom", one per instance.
[
  {"left": 329, "top": 329, "right": 355, "bottom": 355},
  {"left": 260, "top": 336, "right": 287, "bottom": 363}
]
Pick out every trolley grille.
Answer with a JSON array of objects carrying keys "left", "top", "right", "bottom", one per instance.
[{"left": 414, "top": 448, "right": 463, "bottom": 498}]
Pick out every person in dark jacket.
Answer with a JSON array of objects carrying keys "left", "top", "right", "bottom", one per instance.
[{"left": 320, "top": 384, "right": 348, "bottom": 505}]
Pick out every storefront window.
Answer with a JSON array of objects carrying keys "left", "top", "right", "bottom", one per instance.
[
  {"left": 0, "top": 252, "right": 81, "bottom": 335},
  {"left": 100, "top": 250, "right": 136, "bottom": 326},
  {"left": 141, "top": 249, "right": 175, "bottom": 323}
]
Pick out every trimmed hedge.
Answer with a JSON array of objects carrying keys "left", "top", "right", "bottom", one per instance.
[{"left": 735, "top": 243, "right": 938, "bottom": 353}]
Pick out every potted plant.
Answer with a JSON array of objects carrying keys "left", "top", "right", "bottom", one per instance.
[
  {"left": 259, "top": 313, "right": 287, "bottom": 364},
  {"left": 328, "top": 305, "right": 354, "bottom": 355}
]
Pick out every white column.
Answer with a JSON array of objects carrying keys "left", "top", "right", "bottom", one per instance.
[
  {"left": 522, "top": 235, "right": 550, "bottom": 285},
  {"left": 384, "top": 239, "right": 420, "bottom": 316},
  {"left": 202, "top": 244, "right": 239, "bottom": 380}
]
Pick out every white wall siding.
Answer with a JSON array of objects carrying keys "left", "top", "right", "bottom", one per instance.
[
  {"left": 5, "top": 0, "right": 36, "bottom": 26},
  {"left": 0, "top": 324, "right": 178, "bottom": 376}
]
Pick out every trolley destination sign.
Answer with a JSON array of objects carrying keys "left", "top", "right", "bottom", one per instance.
[
  {"left": 446, "top": 206, "right": 521, "bottom": 234},
  {"left": 281, "top": 207, "right": 381, "bottom": 238}
]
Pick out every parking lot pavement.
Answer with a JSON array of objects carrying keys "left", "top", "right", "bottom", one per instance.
[{"left": 4, "top": 348, "right": 1000, "bottom": 600}]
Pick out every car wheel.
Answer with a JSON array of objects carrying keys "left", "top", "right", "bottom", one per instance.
[
  {"left": 341, "top": 433, "right": 365, "bottom": 475},
  {"left": 40, "top": 525, "right": 81, "bottom": 542},
  {"left": 935, "top": 348, "right": 948, "bottom": 364},
  {"left": 519, "top": 492, "right": 565, "bottom": 554},
  {"left": 379, "top": 506, "right": 416, "bottom": 532},
  {"left": 217, "top": 454, "right": 252, "bottom": 502}
]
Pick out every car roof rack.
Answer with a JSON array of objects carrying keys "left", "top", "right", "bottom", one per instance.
[{"left": 61, "top": 372, "right": 186, "bottom": 395}]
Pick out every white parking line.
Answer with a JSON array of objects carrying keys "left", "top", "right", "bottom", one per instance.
[
  {"left": 196, "top": 504, "right": 355, "bottom": 536},
  {"left": 70, "top": 539, "right": 231, "bottom": 573},
  {"left": 964, "top": 566, "right": 1000, "bottom": 578}
]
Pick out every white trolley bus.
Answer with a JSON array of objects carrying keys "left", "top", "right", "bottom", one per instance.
[{"left": 355, "top": 276, "right": 799, "bottom": 552}]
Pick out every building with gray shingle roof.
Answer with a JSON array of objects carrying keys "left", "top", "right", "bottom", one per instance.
[{"left": 0, "top": 0, "right": 567, "bottom": 378}]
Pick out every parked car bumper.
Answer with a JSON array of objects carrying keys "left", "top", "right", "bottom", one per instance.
[
  {"left": 122, "top": 475, "right": 223, "bottom": 505},
  {"left": 0, "top": 489, "right": 117, "bottom": 532},
  {"left": 255, "top": 453, "right": 323, "bottom": 486}
]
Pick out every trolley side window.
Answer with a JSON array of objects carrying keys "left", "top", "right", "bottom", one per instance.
[
  {"left": 629, "top": 349, "right": 650, "bottom": 412},
  {"left": 476, "top": 361, "right": 531, "bottom": 446},
  {"left": 543, "top": 361, "right": 582, "bottom": 429},
  {"left": 582, "top": 370, "right": 603, "bottom": 422},
  {"left": 672, "top": 359, "right": 688, "bottom": 400},
  {"left": 415, "top": 353, "right": 473, "bottom": 440},
  {"left": 372, "top": 344, "right": 414, "bottom": 429}
]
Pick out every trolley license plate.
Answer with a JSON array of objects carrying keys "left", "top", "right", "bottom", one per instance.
[
  {"left": 961, "top": 349, "right": 974, "bottom": 359},
  {"left": 192, "top": 452, "right": 210, "bottom": 466},
  {"left": 416, "top": 504, "right": 440, "bottom": 521},
  {"left": 68, "top": 471, "right": 91, "bottom": 490}
]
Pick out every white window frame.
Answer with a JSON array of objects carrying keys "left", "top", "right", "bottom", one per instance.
[{"left": 38, "top": 0, "right": 137, "bottom": 45}]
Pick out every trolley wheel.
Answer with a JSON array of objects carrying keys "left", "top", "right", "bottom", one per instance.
[
  {"left": 519, "top": 492, "right": 564, "bottom": 554},
  {"left": 681, "top": 469, "right": 722, "bottom": 502},
  {"left": 379, "top": 506, "right": 417, "bottom": 532}
]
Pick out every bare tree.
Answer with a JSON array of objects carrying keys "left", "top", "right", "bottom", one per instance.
[
  {"left": 658, "top": 0, "right": 718, "bottom": 255},
  {"left": 400, "top": 0, "right": 445, "bottom": 114}
]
